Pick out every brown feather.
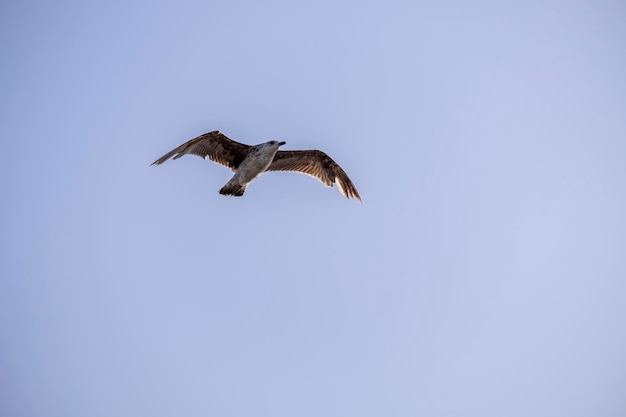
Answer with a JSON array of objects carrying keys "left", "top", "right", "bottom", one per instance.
[
  {"left": 267, "top": 150, "right": 361, "bottom": 201},
  {"left": 151, "top": 131, "right": 250, "bottom": 170}
]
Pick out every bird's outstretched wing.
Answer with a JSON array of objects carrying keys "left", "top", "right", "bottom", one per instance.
[
  {"left": 151, "top": 131, "right": 251, "bottom": 170},
  {"left": 267, "top": 150, "right": 361, "bottom": 201}
]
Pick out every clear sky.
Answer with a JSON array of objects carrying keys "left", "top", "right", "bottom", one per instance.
[{"left": 1, "top": 1, "right": 625, "bottom": 416}]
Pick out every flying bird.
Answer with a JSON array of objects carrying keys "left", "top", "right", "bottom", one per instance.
[{"left": 151, "top": 131, "right": 361, "bottom": 201}]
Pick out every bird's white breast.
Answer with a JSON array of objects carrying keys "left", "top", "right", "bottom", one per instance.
[{"left": 235, "top": 146, "right": 280, "bottom": 182}]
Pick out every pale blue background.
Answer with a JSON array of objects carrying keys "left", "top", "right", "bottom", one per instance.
[{"left": 1, "top": 1, "right": 625, "bottom": 416}]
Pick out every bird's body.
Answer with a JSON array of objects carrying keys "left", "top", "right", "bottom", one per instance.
[
  {"left": 218, "top": 141, "right": 284, "bottom": 196},
  {"left": 151, "top": 131, "right": 361, "bottom": 201}
]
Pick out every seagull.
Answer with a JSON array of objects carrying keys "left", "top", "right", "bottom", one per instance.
[{"left": 151, "top": 131, "right": 361, "bottom": 201}]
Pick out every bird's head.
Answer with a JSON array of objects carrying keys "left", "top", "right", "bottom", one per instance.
[
  {"left": 267, "top": 140, "right": 286, "bottom": 147},
  {"left": 253, "top": 140, "right": 286, "bottom": 153}
]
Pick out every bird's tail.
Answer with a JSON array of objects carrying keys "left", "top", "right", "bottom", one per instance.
[{"left": 219, "top": 181, "right": 247, "bottom": 197}]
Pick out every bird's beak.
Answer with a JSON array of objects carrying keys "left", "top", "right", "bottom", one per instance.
[{"left": 278, "top": 141, "right": 286, "bottom": 146}]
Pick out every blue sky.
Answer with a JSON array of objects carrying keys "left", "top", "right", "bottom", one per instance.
[{"left": 1, "top": 1, "right": 625, "bottom": 416}]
